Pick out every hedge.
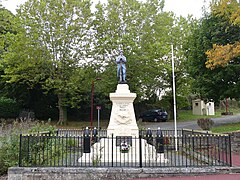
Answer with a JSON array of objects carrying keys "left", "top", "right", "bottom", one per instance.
[{"left": 0, "top": 97, "right": 20, "bottom": 118}]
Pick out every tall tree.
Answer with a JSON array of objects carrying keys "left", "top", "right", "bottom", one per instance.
[
  {"left": 186, "top": 12, "right": 240, "bottom": 101},
  {"left": 205, "top": 0, "right": 240, "bottom": 69},
  {"left": 0, "top": 7, "right": 15, "bottom": 58},
  {"left": 2, "top": 0, "right": 93, "bottom": 124},
  {"left": 0, "top": 7, "right": 16, "bottom": 97},
  {"left": 1, "top": 0, "right": 196, "bottom": 122},
  {"left": 92, "top": 0, "right": 193, "bottom": 105}
]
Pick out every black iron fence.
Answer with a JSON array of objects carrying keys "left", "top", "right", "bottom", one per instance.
[
  {"left": 56, "top": 129, "right": 182, "bottom": 137},
  {"left": 19, "top": 129, "right": 232, "bottom": 168}
]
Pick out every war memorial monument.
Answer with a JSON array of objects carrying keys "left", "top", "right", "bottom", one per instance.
[{"left": 78, "top": 51, "right": 167, "bottom": 164}]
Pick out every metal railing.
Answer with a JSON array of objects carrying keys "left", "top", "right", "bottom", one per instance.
[
  {"left": 56, "top": 128, "right": 107, "bottom": 137},
  {"left": 19, "top": 129, "right": 232, "bottom": 168},
  {"left": 56, "top": 129, "right": 182, "bottom": 137}
]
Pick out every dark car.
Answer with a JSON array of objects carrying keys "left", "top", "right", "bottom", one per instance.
[{"left": 138, "top": 109, "right": 168, "bottom": 122}]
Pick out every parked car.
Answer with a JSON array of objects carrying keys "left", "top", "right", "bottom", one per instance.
[{"left": 138, "top": 109, "right": 168, "bottom": 122}]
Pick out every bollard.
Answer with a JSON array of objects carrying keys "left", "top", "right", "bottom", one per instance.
[
  {"left": 92, "top": 127, "right": 98, "bottom": 143},
  {"left": 83, "top": 127, "right": 91, "bottom": 153},
  {"left": 156, "top": 127, "right": 164, "bottom": 153},
  {"left": 146, "top": 128, "right": 153, "bottom": 145}
]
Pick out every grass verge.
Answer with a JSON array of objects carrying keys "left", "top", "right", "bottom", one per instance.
[
  {"left": 212, "top": 122, "right": 240, "bottom": 133},
  {"left": 177, "top": 110, "right": 221, "bottom": 122},
  {"left": 177, "top": 108, "right": 240, "bottom": 122}
]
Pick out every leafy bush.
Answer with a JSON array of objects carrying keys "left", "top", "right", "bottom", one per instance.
[
  {"left": 0, "top": 97, "right": 20, "bottom": 118},
  {"left": 20, "top": 135, "right": 66, "bottom": 167},
  {"left": 0, "top": 120, "right": 56, "bottom": 175},
  {"left": 197, "top": 118, "right": 214, "bottom": 131}
]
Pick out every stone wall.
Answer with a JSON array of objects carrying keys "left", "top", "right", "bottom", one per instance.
[
  {"left": 230, "top": 131, "right": 240, "bottom": 154},
  {"left": 8, "top": 167, "right": 240, "bottom": 180}
]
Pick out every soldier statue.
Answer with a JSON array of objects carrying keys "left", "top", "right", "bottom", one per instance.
[{"left": 116, "top": 50, "right": 127, "bottom": 83}]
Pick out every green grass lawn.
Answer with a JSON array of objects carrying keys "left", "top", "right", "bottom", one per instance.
[
  {"left": 177, "top": 108, "right": 240, "bottom": 122},
  {"left": 177, "top": 110, "right": 221, "bottom": 122},
  {"left": 212, "top": 122, "right": 240, "bottom": 133}
]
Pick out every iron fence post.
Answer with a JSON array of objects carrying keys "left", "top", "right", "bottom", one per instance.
[
  {"left": 146, "top": 128, "right": 153, "bottom": 145},
  {"left": 139, "top": 134, "right": 142, "bottom": 168},
  {"left": 66, "top": 134, "right": 68, "bottom": 167},
  {"left": 156, "top": 127, "right": 164, "bottom": 153},
  {"left": 27, "top": 135, "right": 30, "bottom": 167},
  {"left": 83, "top": 127, "right": 90, "bottom": 153},
  {"left": 93, "top": 127, "right": 98, "bottom": 143},
  {"left": 19, "top": 134, "right": 22, "bottom": 167},
  {"left": 112, "top": 134, "right": 114, "bottom": 167},
  {"left": 229, "top": 135, "right": 232, "bottom": 167}
]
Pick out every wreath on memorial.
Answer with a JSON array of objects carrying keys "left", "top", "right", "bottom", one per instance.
[{"left": 120, "top": 141, "right": 130, "bottom": 153}]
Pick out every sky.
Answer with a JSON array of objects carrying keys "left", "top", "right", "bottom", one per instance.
[{"left": 2, "top": 0, "right": 211, "bottom": 19}]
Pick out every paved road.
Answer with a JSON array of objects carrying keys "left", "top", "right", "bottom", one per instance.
[{"left": 141, "top": 114, "right": 240, "bottom": 130}]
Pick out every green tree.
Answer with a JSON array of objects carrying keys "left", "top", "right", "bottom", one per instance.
[
  {"left": 92, "top": 0, "right": 193, "bottom": 107},
  {"left": 0, "top": 7, "right": 15, "bottom": 55},
  {"left": 1, "top": 0, "right": 196, "bottom": 122},
  {"left": 206, "top": 0, "right": 240, "bottom": 69},
  {"left": 185, "top": 13, "right": 240, "bottom": 101},
  {"left": 1, "top": 0, "right": 93, "bottom": 124},
  {"left": 0, "top": 7, "right": 23, "bottom": 111}
]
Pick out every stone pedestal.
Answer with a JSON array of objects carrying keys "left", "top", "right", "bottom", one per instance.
[
  {"left": 107, "top": 84, "right": 139, "bottom": 137},
  {"left": 78, "top": 84, "right": 167, "bottom": 165}
]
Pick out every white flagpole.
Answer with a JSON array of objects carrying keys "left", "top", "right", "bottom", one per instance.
[{"left": 171, "top": 44, "right": 178, "bottom": 151}]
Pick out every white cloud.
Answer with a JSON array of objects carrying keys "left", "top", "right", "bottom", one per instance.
[
  {"left": 2, "top": 0, "right": 27, "bottom": 14},
  {"left": 164, "top": 0, "right": 210, "bottom": 18}
]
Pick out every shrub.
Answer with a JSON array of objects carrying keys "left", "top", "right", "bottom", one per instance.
[
  {"left": 197, "top": 118, "right": 214, "bottom": 131},
  {"left": 20, "top": 134, "right": 66, "bottom": 167},
  {"left": 0, "top": 97, "right": 20, "bottom": 118},
  {"left": 0, "top": 120, "right": 56, "bottom": 175}
]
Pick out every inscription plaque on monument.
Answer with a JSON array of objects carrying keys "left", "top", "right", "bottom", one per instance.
[
  {"left": 116, "top": 136, "right": 132, "bottom": 146},
  {"left": 118, "top": 103, "right": 128, "bottom": 111}
]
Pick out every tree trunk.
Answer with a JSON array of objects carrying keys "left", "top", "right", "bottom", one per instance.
[{"left": 57, "top": 94, "right": 67, "bottom": 124}]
